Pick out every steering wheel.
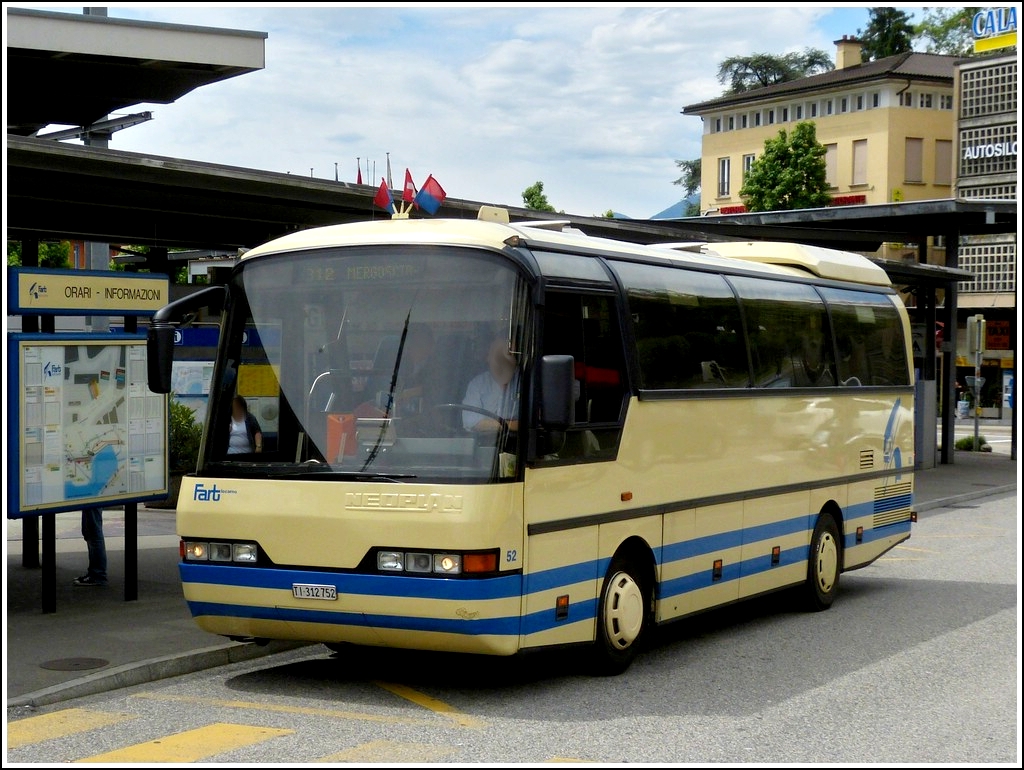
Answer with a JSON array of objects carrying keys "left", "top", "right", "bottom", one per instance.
[{"left": 432, "top": 403, "right": 510, "bottom": 433}]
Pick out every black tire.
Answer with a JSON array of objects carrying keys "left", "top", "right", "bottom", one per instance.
[
  {"left": 590, "top": 554, "right": 651, "bottom": 676},
  {"left": 803, "top": 513, "right": 841, "bottom": 611}
]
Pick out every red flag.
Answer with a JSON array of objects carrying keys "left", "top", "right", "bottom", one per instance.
[
  {"left": 357, "top": 161, "right": 363, "bottom": 185},
  {"left": 403, "top": 168, "right": 417, "bottom": 203},
  {"left": 373, "top": 178, "right": 394, "bottom": 213}
]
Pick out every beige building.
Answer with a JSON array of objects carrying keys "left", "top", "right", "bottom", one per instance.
[{"left": 682, "top": 38, "right": 959, "bottom": 218}]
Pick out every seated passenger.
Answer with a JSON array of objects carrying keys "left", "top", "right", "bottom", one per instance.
[{"left": 462, "top": 339, "right": 519, "bottom": 432}]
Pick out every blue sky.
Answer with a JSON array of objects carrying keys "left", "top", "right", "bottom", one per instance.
[{"left": 12, "top": 4, "right": 932, "bottom": 219}]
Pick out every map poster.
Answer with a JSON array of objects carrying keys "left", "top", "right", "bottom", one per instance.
[{"left": 7, "top": 334, "right": 169, "bottom": 517}]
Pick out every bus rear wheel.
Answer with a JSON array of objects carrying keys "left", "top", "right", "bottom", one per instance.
[
  {"left": 803, "top": 513, "right": 841, "bottom": 611},
  {"left": 590, "top": 555, "right": 651, "bottom": 675}
]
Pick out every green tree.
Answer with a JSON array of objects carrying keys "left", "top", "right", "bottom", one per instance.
[
  {"left": 521, "top": 181, "right": 556, "bottom": 212},
  {"left": 717, "top": 49, "right": 833, "bottom": 94},
  {"left": 672, "top": 158, "right": 702, "bottom": 216},
  {"left": 7, "top": 240, "right": 71, "bottom": 269},
  {"left": 739, "top": 122, "right": 831, "bottom": 212},
  {"left": 859, "top": 7, "right": 915, "bottom": 61},
  {"left": 916, "top": 7, "right": 981, "bottom": 56}
]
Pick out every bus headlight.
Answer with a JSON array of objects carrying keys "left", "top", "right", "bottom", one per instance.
[
  {"left": 433, "top": 554, "right": 462, "bottom": 574},
  {"left": 232, "top": 543, "right": 258, "bottom": 563},
  {"left": 377, "top": 551, "right": 404, "bottom": 571},
  {"left": 209, "top": 542, "right": 233, "bottom": 562},
  {"left": 182, "top": 540, "right": 258, "bottom": 563},
  {"left": 184, "top": 541, "right": 208, "bottom": 561},
  {"left": 405, "top": 552, "right": 433, "bottom": 573}
]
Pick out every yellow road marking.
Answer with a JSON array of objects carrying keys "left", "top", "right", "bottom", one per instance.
[
  {"left": 546, "top": 758, "right": 591, "bottom": 763},
  {"left": 318, "top": 740, "right": 456, "bottom": 763},
  {"left": 7, "top": 708, "right": 137, "bottom": 750},
  {"left": 76, "top": 723, "right": 291, "bottom": 763},
  {"left": 894, "top": 545, "right": 938, "bottom": 553},
  {"left": 131, "top": 692, "right": 438, "bottom": 727},
  {"left": 373, "top": 681, "right": 485, "bottom": 729}
]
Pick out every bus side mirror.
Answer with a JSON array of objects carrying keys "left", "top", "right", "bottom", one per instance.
[
  {"left": 147, "top": 324, "right": 175, "bottom": 393},
  {"left": 540, "top": 355, "right": 575, "bottom": 430}
]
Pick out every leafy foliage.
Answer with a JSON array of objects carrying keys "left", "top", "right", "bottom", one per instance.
[
  {"left": 672, "top": 158, "right": 701, "bottom": 197},
  {"left": 955, "top": 434, "right": 987, "bottom": 451},
  {"left": 859, "top": 7, "right": 915, "bottom": 61},
  {"left": 168, "top": 398, "right": 203, "bottom": 472},
  {"left": 915, "top": 6, "right": 981, "bottom": 56},
  {"left": 522, "top": 181, "right": 556, "bottom": 212},
  {"left": 716, "top": 49, "right": 833, "bottom": 94},
  {"left": 7, "top": 240, "right": 71, "bottom": 269},
  {"left": 739, "top": 122, "right": 831, "bottom": 212}
]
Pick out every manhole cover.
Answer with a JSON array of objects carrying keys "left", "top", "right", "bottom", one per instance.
[{"left": 40, "top": 657, "right": 109, "bottom": 671}]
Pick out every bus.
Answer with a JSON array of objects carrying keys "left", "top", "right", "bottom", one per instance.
[{"left": 148, "top": 209, "right": 914, "bottom": 674}]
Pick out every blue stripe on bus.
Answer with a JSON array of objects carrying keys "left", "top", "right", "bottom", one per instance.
[
  {"left": 523, "top": 558, "right": 609, "bottom": 594},
  {"left": 658, "top": 544, "right": 807, "bottom": 600},
  {"left": 180, "top": 563, "right": 523, "bottom": 601},
  {"left": 186, "top": 600, "right": 522, "bottom": 636},
  {"left": 521, "top": 598, "right": 599, "bottom": 635},
  {"left": 844, "top": 518, "right": 911, "bottom": 549},
  {"left": 660, "top": 514, "right": 814, "bottom": 564},
  {"left": 873, "top": 494, "right": 913, "bottom": 513}
]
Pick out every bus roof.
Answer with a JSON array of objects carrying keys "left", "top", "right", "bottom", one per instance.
[{"left": 240, "top": 216, "right": 892, "bottom": 288}]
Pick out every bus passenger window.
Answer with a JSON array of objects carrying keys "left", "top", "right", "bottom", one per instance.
[
  {"left": 820, "top": 289, "right": 910, "bottom": 387},
  {"left": 612, "top": 262, "right": 749, "bottom": 390},
  {"left": 731, "top": 277, "right": 835, "bottom": 388}
]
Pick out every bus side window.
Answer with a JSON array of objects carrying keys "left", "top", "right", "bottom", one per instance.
[
  {"left": 540, "top": 291, "right": 627, "bottom": 462},
  {"left": 820, "top": 289, "right": 910, "bottom": 387}
]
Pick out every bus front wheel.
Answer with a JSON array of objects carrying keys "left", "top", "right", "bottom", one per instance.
[
  {"left": 803, "top": 513, "right": 841, "bottom": 611},
  {"left": 590, "top": 555, "right": 651, "bottom": 675}
]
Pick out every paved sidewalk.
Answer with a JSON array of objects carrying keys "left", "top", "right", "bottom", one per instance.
[{"left": 5, "top": 452, "right": 1017, "bottom": 707}]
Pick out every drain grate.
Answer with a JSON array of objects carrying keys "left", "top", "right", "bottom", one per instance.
[{"left": 40, "top": 657, "right": 109, "bottom": 671}]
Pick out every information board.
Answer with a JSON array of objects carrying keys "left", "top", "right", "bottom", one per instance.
[{"left": 7, "top": 334, "right": 169, "bottom": 517}]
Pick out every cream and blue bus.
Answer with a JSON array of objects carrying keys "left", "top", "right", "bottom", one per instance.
[{"left": 148, "top": 209, "right": 914, "bottom": 673}]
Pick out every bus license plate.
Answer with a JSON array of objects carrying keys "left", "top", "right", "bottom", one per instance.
[{"left": 292, "top": 583, "right": 337, "bottom": 600}]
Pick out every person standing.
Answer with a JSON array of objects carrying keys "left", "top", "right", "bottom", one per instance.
[
  {"left": 227, "top": 395, "right": 263, "bottom": 454},
  {"left": 74, "top": 506, "right": 107, "bottom": 586}
]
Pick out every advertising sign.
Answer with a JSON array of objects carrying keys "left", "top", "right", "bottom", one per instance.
[{"left": 7, "top": 334, "right": 168, "bottom": 516}]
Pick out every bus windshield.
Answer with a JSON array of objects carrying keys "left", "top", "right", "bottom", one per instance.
[{"left": 205, "top": 246, "right": 532, "bottom": 483}]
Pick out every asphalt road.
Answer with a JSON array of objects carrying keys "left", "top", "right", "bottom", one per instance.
[{"left": 7, "top": 493, "right": 1018, "bottom": 764}]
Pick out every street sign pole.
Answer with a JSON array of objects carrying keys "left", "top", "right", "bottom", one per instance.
[{"left": 974, "top": 348, "right": 981, "bottom": 451}]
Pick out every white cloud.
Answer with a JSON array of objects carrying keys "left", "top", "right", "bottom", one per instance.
[{"left": 31, "top": 5, "right": 861, "bottom": 223}]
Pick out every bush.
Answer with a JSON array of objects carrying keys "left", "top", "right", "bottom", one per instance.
[
  {"left": 168, "top": 398, "right": 203, "bottom": 471},
  {"left": 955, "top": 435, "right": 987, "bottom": 451}
]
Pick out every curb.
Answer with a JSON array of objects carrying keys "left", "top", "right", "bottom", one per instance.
[
  {"left": 913, "top": 483, "right": 1017, "bottom": 514},
  {"left": 7, "top": 640, "right": 312, "bottom": 709}
]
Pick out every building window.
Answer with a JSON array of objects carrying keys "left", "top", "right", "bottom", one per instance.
[
  {"left": 905, "top": 137, "right": 924, "bottom": 183},
  {"left": 960, "top": 61, "right": 1017, "bottom": 118},
  {"left": 825, "top": 143, "right": 838, "bottom": 188},
  {"left": 852, "top": 139, "right": 868, "bottom": 186},
  {"left": 727, "top": 115, "right": 735, "bottom": 130},
  {"left": 714, "top": 117, "right": 722, "bottom": 133},
  {"left": 900, "top": 91, "right": 914, "bottom": 107},
  {"left": 742, "top": 153, "right": 755, "bottom": 177},
  {"left": 717, "top": 157, "right": 731, "bottom": 197},
  {"left": 767, "top": 109, "right": 775, "bottom": 125},
  {"left": 958, "top": 240, "right": 1017, "bottom": 294},
  {"left": 940, "top": 94, "right": 953, "bottom": 110},
  {"left": 741, "top": 114, "right": 748, "bottom": 128},
  {"left": 795, "top": 104, "right": 803, "bottom": 119},
  {"left": 919, "top": 93, "right": 933, "bottom": 109},
  {"left": 856, "top": 94, "right": 865, "bottom": 111},
  {"left": 753, "top": 111, "right": 761, "bottom": 127},
  {"left": 840, "top": 97, "right": 848, "bottom": 113},
  {"left": 809, "top": 102, "right": 818, "bottom": 118},
  {"left": 781, "top": 106, "right": 789, "bottom": 122},
  {"left": 872, "top": 92, "right": 880, "bottom": 108},
  {"left": 826, "top": 99, "right": 833, "bottom": 115},
  {"left": 935, "top": 140, "right": 952, "bottom": 186}
]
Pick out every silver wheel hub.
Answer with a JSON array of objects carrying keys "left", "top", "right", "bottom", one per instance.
[{"left": 603, "top": 571, "right": 644, "bottom": 649}]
